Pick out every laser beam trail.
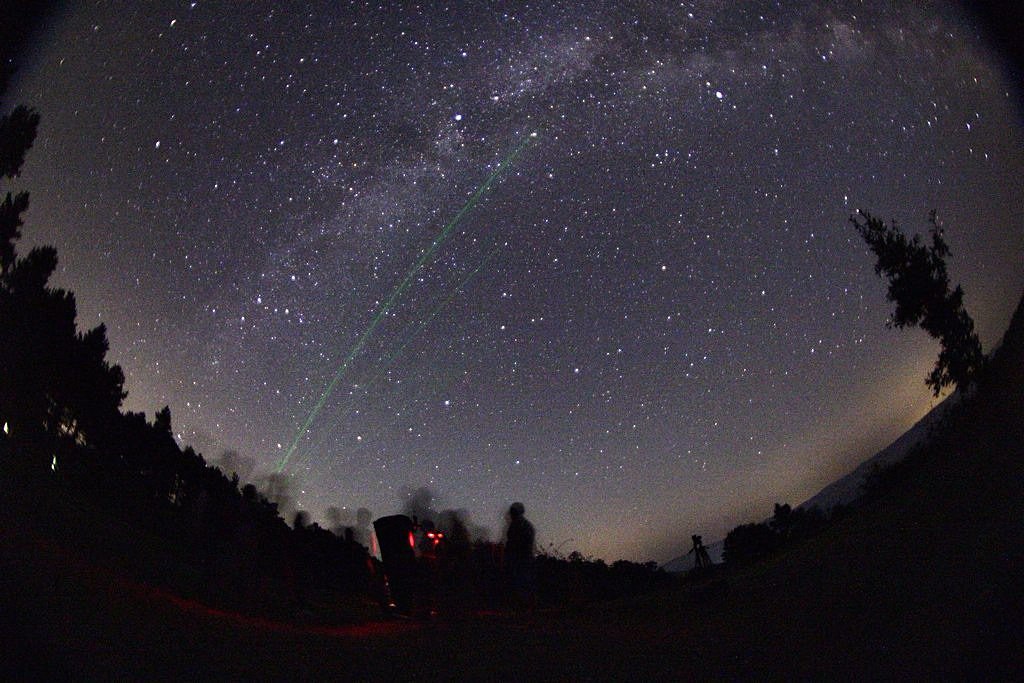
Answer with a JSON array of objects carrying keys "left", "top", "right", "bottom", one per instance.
[
  {"left": 276, "top": 134, "right": 535, "bottom": 472},
  {"left": 286, "top": 244, "right": 504, "bottom": 471},
  {"left": 360, "top": 243, "right": 503, "bottom": 393}
]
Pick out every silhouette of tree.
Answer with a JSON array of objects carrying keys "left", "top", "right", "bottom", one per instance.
[
  {"left": 0, "top": 104, "right": 39, "bottom": 183},
  {"left": 770, "top": 503, "right": 793, "bottom": 536},
  {"left": 0, "top": 82, "right": 372, "bottom": 612},
  {"left": 0, "top": 84, "right": 125, "bottom": 459},
  {"left": 852, "top": 210, "right": 984, "bottom": 395},
  {"left": 722, "top": 521, "right": 777, "bottom": 566},
  {"left": 723, "top": 502, "right": 830, "bottom": 568},
  {"left": 0, "top": 113, "right": 35, "bottom": 270},
  {"left": 0, "top": 92, "right": 40, "bottom": 277}
]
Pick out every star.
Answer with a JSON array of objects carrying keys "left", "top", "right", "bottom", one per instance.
[{"left": 9, "top": 1, "right": 1024, "bottom": 563}]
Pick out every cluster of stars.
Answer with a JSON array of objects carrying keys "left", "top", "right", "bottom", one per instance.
[{"left": 10, "top": 1, "right": 1024, "bottom": 561}]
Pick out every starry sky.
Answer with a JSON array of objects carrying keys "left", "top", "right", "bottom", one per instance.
[{"left": 7, "top": 1, "right": 1024, "bottom": 562}]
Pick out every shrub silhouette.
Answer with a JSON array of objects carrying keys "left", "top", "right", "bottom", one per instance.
[
  {"left": 723, "top": 522, "right": 777, "bottom": 566},
  {"left": 723, "top": 502, "right": 827, "bottom": 566}
]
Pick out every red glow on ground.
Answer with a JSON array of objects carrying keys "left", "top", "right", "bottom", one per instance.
[
  {"left": 148, "top": 587, "right": 419, "bottom": 638},
  {"left": 14, "top": 533, "right": 420, "bottom": 641}
]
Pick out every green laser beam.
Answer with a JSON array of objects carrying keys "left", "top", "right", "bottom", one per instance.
[
  {"left": 364, "top": 243, "right": 503, "bottom": 391},
  {"left": 276, "top": 134, "right": 535, "bottom": 472},
  {"left": 284, "top": 244, "right": 505, "bottom": 471}
]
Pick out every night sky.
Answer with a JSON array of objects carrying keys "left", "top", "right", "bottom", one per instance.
[{"left": 8, "top": 1, "right": 1024, "bottom": 562}]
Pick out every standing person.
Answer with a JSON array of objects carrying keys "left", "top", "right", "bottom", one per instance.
[{"left": 504, "top": 502, "right": 536, "bottom": 610}]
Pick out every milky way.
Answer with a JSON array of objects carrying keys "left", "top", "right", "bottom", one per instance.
[{"left": 9, "top": 1, "right": 1024, "bottom": 561}]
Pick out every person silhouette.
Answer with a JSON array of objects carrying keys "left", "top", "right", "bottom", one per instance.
[{"left": 504, "top": 502, "right": 536, "bottom": 610}]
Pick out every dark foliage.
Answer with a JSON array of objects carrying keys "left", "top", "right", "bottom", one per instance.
[
  {"left": 534, "top": 550, "right": 668, "bottom": 606},
  {"left": 0, "top": 105, "right": 38, "bottom": 179},
  {"left": 0, "top": 103, "right": 39, "bottom": 271},
  {"left": 723, "top": 502, "right": 828, "bottom": 566},
  {"left": 860, "top": 459, "right": 913, "bottom": 501},
  {"left": 0, "top": 90, "right": 371, "bottom": 618},
  {"left": 769, "top": 502, "right": 825, "bottom": 540},
  {"left": 0, "top": 90, "right": 125, "bottom": 455},
  {"left": 723, "top": 521, "right": 777, "bottom": 566},
  {"left": 851, "top": 210, "right": 984, "bottom": 395}
]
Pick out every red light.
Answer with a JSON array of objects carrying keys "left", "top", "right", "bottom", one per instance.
[
  {"left": 427, "top": 532, "right": 436, "bottom": 539},
  {"left": 408, "top": 531, "right": 415, "bottom": 548}
]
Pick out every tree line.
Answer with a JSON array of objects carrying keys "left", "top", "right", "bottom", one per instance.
[{"left": 0, "top": 79, "right": 372, "bottom": 616}]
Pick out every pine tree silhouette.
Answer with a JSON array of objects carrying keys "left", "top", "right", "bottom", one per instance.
[{"left": 0, "top": 81, "right": 125, "bottom": 461}]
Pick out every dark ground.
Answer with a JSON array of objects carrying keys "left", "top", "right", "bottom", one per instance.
[{"left": 2, "top": 298, "right": 1022, "bottom": 680}]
